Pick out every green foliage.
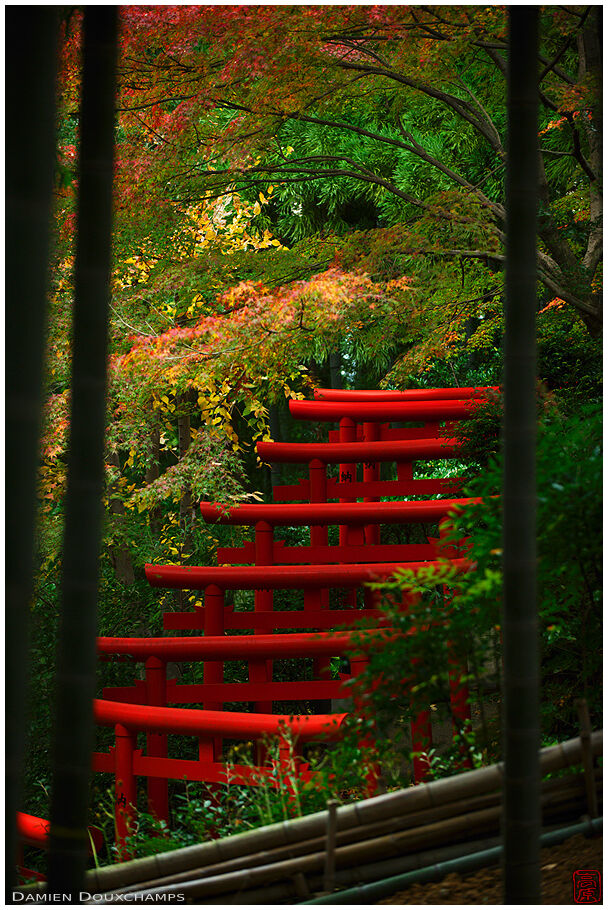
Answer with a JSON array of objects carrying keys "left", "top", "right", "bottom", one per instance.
[
  {"left": 346, "top": 562, "right": 502, "bottom": 776},
  {"left": 88, "top": 728, "right": 378, "bottom": 865},
  {"left": 456, "top": 403, "right": 602, "bottom": 737},
  {"left": 537, "top": 303, "right": 602, "bottom": 406},
  {"left": 353, "top": 400, "right": 602, "bottom": 772}
]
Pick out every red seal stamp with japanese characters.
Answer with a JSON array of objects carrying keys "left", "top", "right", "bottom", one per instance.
[{"left": 573, "top": 869, "right": 601, "bottom": 903}]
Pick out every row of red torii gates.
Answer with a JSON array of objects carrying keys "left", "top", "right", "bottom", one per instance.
[{"left": 21, "top": 385, "right": 497, "bottom": 865}]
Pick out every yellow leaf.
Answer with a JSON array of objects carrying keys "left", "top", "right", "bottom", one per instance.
[{"left": 253, "top": 202, "right": 261, "bottom": 215}]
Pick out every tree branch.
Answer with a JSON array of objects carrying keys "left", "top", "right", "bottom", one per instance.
[
  {"left": 335, "top": 58, "right": 506, "bottom": 157},
  {"left": 396, "top": 122, "right": 505, "bottom": 219},
  {"left": 454, "top": 74, "right": 505, "bottom": 157}
]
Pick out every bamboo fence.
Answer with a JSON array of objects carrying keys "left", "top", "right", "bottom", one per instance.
[{"left": 12, "top": 730, "right": 597, "bottom": 903}]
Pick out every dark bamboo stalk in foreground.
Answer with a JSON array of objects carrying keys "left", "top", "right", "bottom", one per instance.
[
  {"left": 5, "top": 7, "right": 59, "bottom": 895},
  {"left": 502, "top": 7, "right": 540, "bottom": 904},
  {"left": 46, "top": 8, "right": 118, "bottom": 898}
]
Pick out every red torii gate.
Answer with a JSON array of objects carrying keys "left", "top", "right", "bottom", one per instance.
[
  {"left": 284, "top": 399, "right": 481, "bottom": 551},
  {"left": 93, "top": 697, "right": 346, "bottom": 856},
  {"left": 97, "top": 631, "right": 367, "bottom": 838},
  {"left": 200, "top": 498, "right": 470, "bottom": 616},
  {"left": 86, "top": 387, "right": 491, "bottom": 858},
  {"left": 143, "top": 558, "right": 472, "bottom": 787},
  {"left": 314, "top": 387, "right": 498, "bottom": 401},
  {"left": 289, "top": 397, "right": 478, "bottom": 424},
  {"left": 200, "top": 498, "right": 475, "bottom": 558},
  {"left": 155, "top": 561, "right": 456, "bottom": 636},
  {"left": 258, "top": 436, "right": 464, "bottom": 504}
]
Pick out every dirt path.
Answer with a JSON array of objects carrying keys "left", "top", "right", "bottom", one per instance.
[{"left": 378, "top": 833, "right": 602, "bottom": 904}]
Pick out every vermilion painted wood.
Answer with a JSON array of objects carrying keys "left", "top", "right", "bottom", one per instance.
[
  {"left": 132, "top": 756, "right": 311, "bottom": 787},
  {"left": 16, "top": 812, "right": 103, "bottom": 853},
  {"left": 214, "top": 535, "right": 460, "bottom": 572},
  {"left": 199, "top": 497, "right": 478, "bottom": 526},
  {"left": 16, "top": 812, "right": 49, "bottom": 848},
  {"left": 327, "top": 425, "right": 455, "bottom": 442},
  {"left": 145, "top": 657, "right": 169, "bottom": 820},
  {"left": 164, "top": 680, "right": 345, "bottom": 702},
  {"left": 104, "top": 679, "right": 349, "bottom": 705},
  {"left": 217, "top": 542, "right": 440, "bottom": 565},
  {"left": 91, "top": 384, "right": 485, "bottom": 846},
  {"left": 97, "top": 701, "right": 348, "bottom": 843},
  {"left": 92, "top": 751, "right": 317, "bottom": 788},
  {"left": 94, "top": 698, "right": 346, "bottom": 739},
  {"left": 17, "top": 867, "right": 46, "bottom": 884},
  {"left": 130, "top": 756, "right": 314, "bottom": 788},
  {"left": 97, "top": 630, "right": 384, "bottom": 660},
  {"left": 146, "top": 559, "right": 470, "bottom": 590},
  {"left": 314, "top": 387, "right": 498, "bottom": 401},
  {"left": 98, "top": 634, "right": 373, "bottom": 806},
  {"left": 257, "top": 437, "right": 460, "bottom": 463},
  {"left": 289, "top": 399, "right": 477, "bottom": 421},
  {"left": 272, "top": 477, "right": 462, "bottom": 501},
  {"left": 123, "top": 386, "right": 480, "bottom": 820},
  {"left": 162, "top": 607, "right": 385, "bottom": 632},
  {"left": 100, "top": 631, "right": 374, "bottom": 725}
]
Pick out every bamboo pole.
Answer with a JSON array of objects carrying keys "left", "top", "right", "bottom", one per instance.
[
  {"left": 576, "top": 698, "right": 599, "bottom": 818},
  {"left": 113, "top": 836, "right": 509, "bottom": 907},
  {"left": 502, "top": 7, "right": 540, "bottom": 904},
  {"left": 21, "top": 732, "right": 598, "bottom": 895},
  {"left": 89, "top": 770, "right": 599, "bottom": 903},
  {"left": 185, "top": 818, "right": 605, "bottom": 905},
  {"left": 93, "top": 768, "right": 598, "bottom": 897},
  {"left": 304, "top": 817, "right": 603, "bottom": 907},
  {"left": 46, "top": 8, "right": 118, "bottom": 897},
  {"left": 89, "top": 784, "right": 598, "bottom": 905},
  {"left": 322, "top": 800, "right": 338, "bottom": 893},
  {"left": 5, "top": 8, "right": 59, "bottom": 895}
]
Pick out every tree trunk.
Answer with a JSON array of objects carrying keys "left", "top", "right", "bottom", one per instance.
[
  {"left": 502, "top": 8, "right": 540, "bottom": 904},
  {"left": 177, "top": 395, "right": 193, "bottom": 541},
  {"left": 107, "top": 452, "right": 135, "bottom": 585},
  {"left": 329, "top": 350, "right": 343, "bottom": 390},
  {"left": 5, "top": 7, "right": 59, "bottom": 894},
  {"left": 268, "top": 403, "right": 282, "bottom": 493},
  {"left": 46, "top": 8, "right": 118, "bottom": 897},
  {"left": 145, "top": 425, "right": 161, "bottom": 535},
  {"left": 175, "top": 391, "right": 195, "bottom": 610}
]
